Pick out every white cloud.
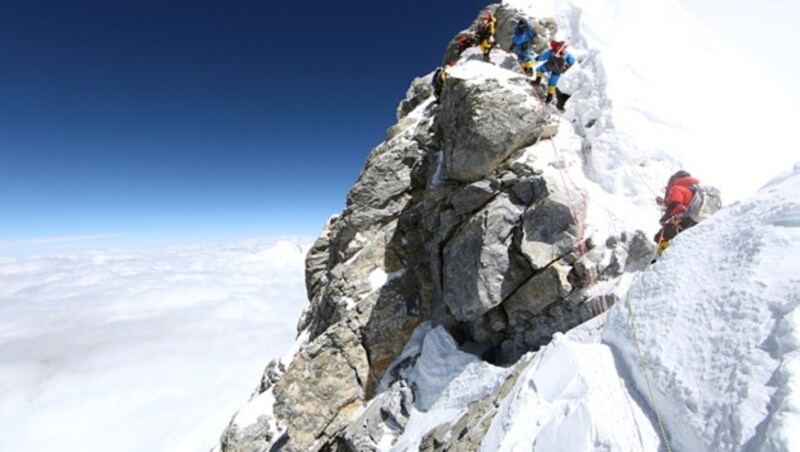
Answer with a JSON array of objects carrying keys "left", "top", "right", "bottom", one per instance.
[{"left": 0, "top": 238, "right": 312, "bottom": 452}]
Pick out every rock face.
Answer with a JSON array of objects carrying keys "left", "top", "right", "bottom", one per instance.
[
  {"left": 217, "top": 5, "right": 655, "bottom": 451},
  {"left": 437, "top": 74, "right": 554, "bottom": 181}
]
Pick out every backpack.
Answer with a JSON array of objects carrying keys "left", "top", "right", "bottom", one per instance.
[{"left": 685, "top": 185, "right": 722, "bottom": 222}]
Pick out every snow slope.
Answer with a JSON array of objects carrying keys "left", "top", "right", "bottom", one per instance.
[
  {"left": 506, "top": 0, "right": 797, "bottom": 203},
  {"left": 605, "top": 163, "right": 800, "bottom": 451},
  {"left": 0, "top": 239, "right": 310, "bottom": 451},
  {"left": 480, "top": 163, "right": 800, "bottom": 451}
]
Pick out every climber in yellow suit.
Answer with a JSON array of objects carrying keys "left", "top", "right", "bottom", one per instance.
[{"left": 476, "top": 13, "right": 497, "bottom": 62}]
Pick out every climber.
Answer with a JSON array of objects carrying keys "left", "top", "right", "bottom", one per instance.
[
  {"left": 532, "top": 41, "right": 576, "bottom": 104},
  {"left": 509, "top": 18, "right": 536, "bottom": 76},
  {"left": 432, "top": 66, "right": 447, "bottom": 100},
  {"left": 653, "top": 170, "right": 699, "bottom": 255},
  {"left": 475, "top": 13, "right": 497, "bottom": 62}
]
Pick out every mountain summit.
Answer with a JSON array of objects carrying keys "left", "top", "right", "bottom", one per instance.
[{"left": 216, "top": 1, "right": 800, "bottom": 450}]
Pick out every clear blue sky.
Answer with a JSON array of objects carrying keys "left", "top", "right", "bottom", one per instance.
[{"left": 1, "top": 0, "right": 490, "bottom": 245}]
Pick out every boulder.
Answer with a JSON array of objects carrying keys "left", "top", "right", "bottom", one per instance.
[
  {"left": 437, "top": 68, "right": 553, "bottom": 181},
  {"left": 520, "top": 185, "right": 583, "bottom": 269},
  {"left": 625, "top": 230, "right": 657, "bottom": 270},
  {"left": 503, "top": 264, "right": 572, "bottom": 332},
  {"left": 362, "top": 271, "right": 428, "bottom": 386},
  {"left": 343, "top": 139, "right": 421, "bottom": 231},
  {"left": 397, "top": 75, "right": 434, "bottom": 120},
  {"left": 443, "top": 194, "right": 530, "bottom": 321},
  {"left": 341, "top": 380, "right": 414, "bottom": 451}
]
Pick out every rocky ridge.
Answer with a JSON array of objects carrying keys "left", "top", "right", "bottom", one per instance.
[{"left": 217, "top": 4, "right": 654, "bottom": 451}]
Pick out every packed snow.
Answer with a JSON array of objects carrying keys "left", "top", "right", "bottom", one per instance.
[{"left": 0, "top": 238, "right": 310, "bottom": 451}]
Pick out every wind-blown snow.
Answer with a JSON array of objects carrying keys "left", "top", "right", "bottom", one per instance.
[
  {"left": 483, "top": 334, "right": 660, "bottom": 451},
  {"left": 507, "top": 0, "right": 798, "bottom": 203},
  {"left": 0, "top": 238, "right": 310, "bottom": 452}
]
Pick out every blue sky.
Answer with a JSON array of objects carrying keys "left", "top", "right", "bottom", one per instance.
[
  {"left": 2, "top": 0, "right": 797, "bottom": 252},
  {"left": 0, "top": 0, "right": 489, "bottom": 245}
]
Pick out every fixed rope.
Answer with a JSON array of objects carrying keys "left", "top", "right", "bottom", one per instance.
[
  {"left": 623, "top": 244, "right": 673, "bottom": 452},
  {"left": 525, "top": 65, "right": 672, "bottom": 450}
]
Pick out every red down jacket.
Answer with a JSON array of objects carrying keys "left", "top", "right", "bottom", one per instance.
[{"left": 660, "top": 175, "right": 699, "bottom": 223}]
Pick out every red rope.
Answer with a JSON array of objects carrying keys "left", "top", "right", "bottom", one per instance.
[{"left": 528, "top": 78, "right": 609, "bottom": 317}]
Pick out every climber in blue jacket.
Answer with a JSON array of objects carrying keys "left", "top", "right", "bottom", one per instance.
[
  {"left": 533, "top": 41, "right": 576, "bottom": 104},
  {"left": 508, "top": 19, "right": 536, "bottom": 76}
]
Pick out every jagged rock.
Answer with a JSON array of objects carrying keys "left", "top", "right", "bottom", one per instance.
[
  {"left": 503, "top": 264, "right": 572, "bottom": 331},
  {"left": 218, "top": 358, "right": 291, "bottom": 452},
  {"left": 362, "top": 271, "right": 429, "bottom": 389},
  {"left": 381, "top": 381, "right": 414, "bottom": 430},
  {"left": 625, "top": 230, "right": 656, "bottom": 270},
  {"left": 305, "top": 215, "right": 338, "bottom": 303},
  {"left": 569, "top": 230, "right": 654, "bottom": 288},
  {"left": 218, "top": 6, "right": 646, "bottom": 450},
  {"left": 443, "top": 194, "right": 530, "bottom": 321},
  {"left": 304, "top": 216, "right": 415, "bottom": 344},
  {"left": 520, "top": 185, "right": 583, "bottom": 269},
  {"left": 258, "top": 359, "right": 286, "bottom": 393},
  {"left": 570, "top": 247, "right": 604, "bottom": 287},
  {"left": 341, "top": 380, "right": 414, "bottom": 451},
  {"left": 437, "top": 68, "right": 554, "bottom": 182},
  {"left": 343, "top": 380, "right": 414, "bottom": 451},
  {"left": 467, "top": 305, "right": 509, "bottom": 345},
  {"left": 219, "top": 411, "right": 275, "bottom": 452},
  {"left": 386, "top": 115, "right": 419, "bottom": 141},
  {"left": 341, "top": 139, "right": 421, "bottom": 235},
  {"left": 449, "top": 180, "right": 495, "bottom": 215},
  {"left": 397, "top": 75, "right": 434, "bottom": 120},
  {"left": 272, "top": 321, "right": 369, "bottom": 451}
]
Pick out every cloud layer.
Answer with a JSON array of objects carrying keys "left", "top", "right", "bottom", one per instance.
[{"left": 0, "top": 238, "right": 311, "bottom": 451}]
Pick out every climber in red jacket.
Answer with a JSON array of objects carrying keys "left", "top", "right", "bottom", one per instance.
[{"left": 653, "top": 170, "right": 699, "bottom": 254}]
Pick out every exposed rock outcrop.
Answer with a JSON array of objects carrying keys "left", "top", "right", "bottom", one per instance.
[
  {"left": 437, "top": 72, "right": 555, "bottom": 181},
  {"left": 218, "top": 5, "right": 655, "bottom": 451}
]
